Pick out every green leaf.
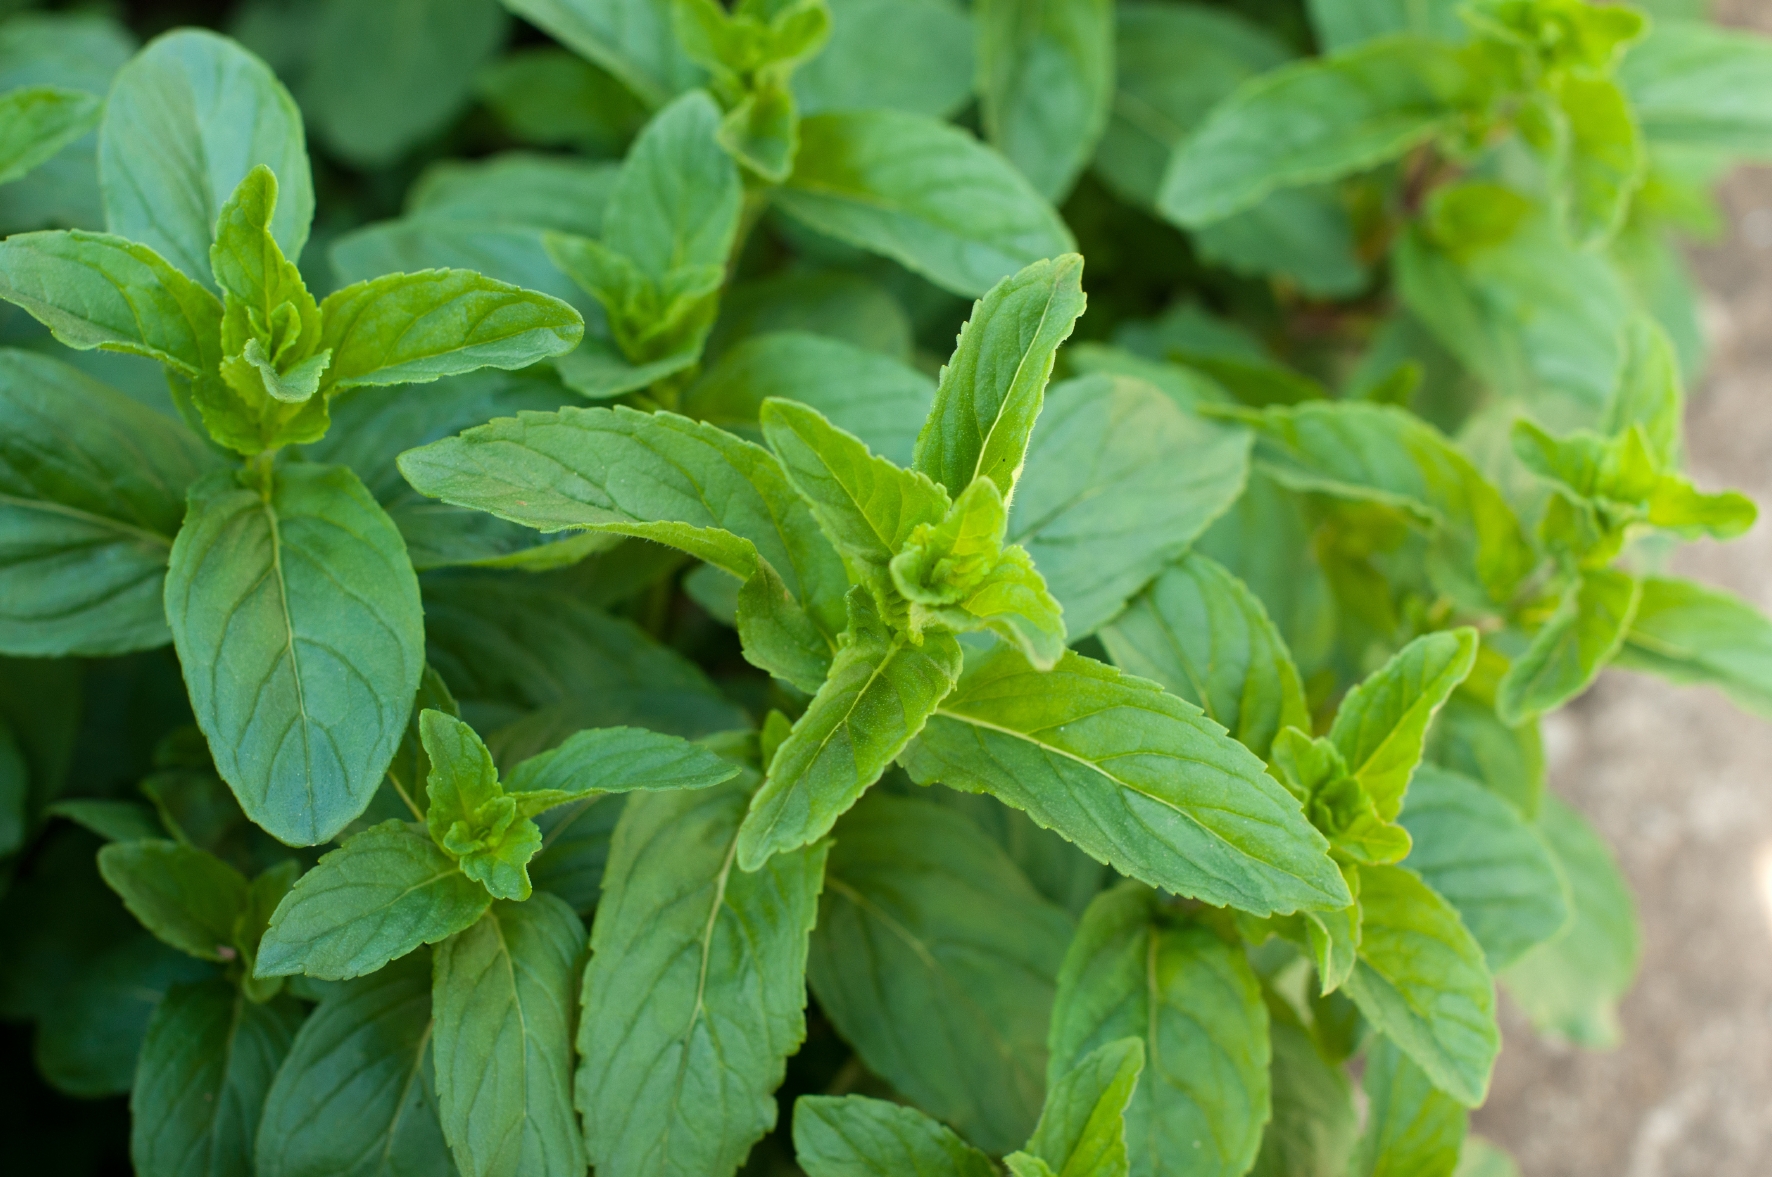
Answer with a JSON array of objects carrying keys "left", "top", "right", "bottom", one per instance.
[
  {"left": 1196, "top": 470, "right": 1335, "bottom": 677},
  {"left": 793, "top": 0, "right": 975, "bottom": 121},
  {"left": 0, "top": 230, "right": 222, "bottom": 374},
  {"left": 1496, "top": 569, "right": 1641, "bottom": 724},
  {"left": 255, "top": 820, "right": 491, "bottom": 980},
  {"left": 1247, "top": 1008, "right": 1358, "bottom": 1177},
  {"left": 738, "top": 589, "right": 962, "bottom": 869},
  {"left": 1019, "top": 1037, "right": 1144, "bottom": 1177},
  {"left": 475, "top": 48, "right": 649, "bottom": 156},
  {"left": 1343, "top": 864, "right": 1498, "bottom": 1106},
  {"left": 913, "top": 253, "right": 1086, "bottom": 500},
  {"left": 398, "top": 404, "right": 848, "bottom": 644},
  {"left": 762, "top": 397, "right": 951, "bottom": 575},
  {"left": 904, "top": 644, "right": 1348, "bottom": 917},
  {"left": 408, "top": 153, "right": 618, "bottom": 237},
  {"left": 808, "top": 792, "right": 1074, "bottom": 1153},
  {"left": 46, "top": 797, "right": 166, "bottom": 845},
  {"left": 0, "top": 85, "right": 101, "bottom": 186},
  {"left": 433, "top": 894, "right": 585, "bottom": 1177},
  {"left": 504, "top": 724, "right": 738, "bottom": 804},
  {"left": 1330, "top": 629, "right": 1478, "bottom": 821},
  {"left": 1613, "top": 575, "right": 1772, "bottom": 716},
  {"left": 318, "top": 269, "right": 583, "bottom": 392},
  {"left": 417, "top": 709, "right": 539, "bottom": 902},
  {"left": 129, "top": 978, "right": 303, "bottom": 1177},
  {"left": 501, "top": 0, "right": 702, "bottom": 109},
  {"left": 1500, "top": 795, "right": 1641, "bottom": 1048},
  {"left": 1194, "top": 186, "right": 1368, "bottom": 300},
  {"left": 165, "top": 463, "right": 426, "bottom": 845},
  {"left": 682, "top": 331, "right": 935, "bottom": 467},
  {"left": 1101, "top": 552, "right": 1309, "bottom": 763},
  {"left": 1049, "top": 883, "right": 1272, "bottom": 1177},
  {"left": 1351, "top": 1035, "right": 1467, "bottom": 1177},
  {"left": 1012, "top": 375, "right": 1252, "bottom": 637},
  {"left": 1093, "top": 2, "right": 1289, "bottom": 208},
  {"left": 1453, "top": 1138, "right": 1522, "bottom": 1177},
  {"left": 1306, "top": 0, "right": 1468, "bottom": 54},
  {"left": 976, "top": 0, "right": 1114, "bottom": 202},
  {"left": 1618, "top": 18, "right": 1772, "bottom": 155},
  {"left": 255, "top": 952, "right": 452, "bottom": 1177},
  {"left": 1404, "top": 766, "right": 1567, "bottom": 959},
  {"left": 100, "top": 29, "right": 313, "bottom": 286},
  {"left": 0, "top": 349, "right": 217, "bottom": 656},
  {"left": 1229, "top": 401, "right": 1534, "bottom": 606},
  {"left": 1558, "top": 75, "right": 1645, "bottom": 248},
  {"left": 578, "top": 778, "right": 827, "bottom": 1177},
  {"left": 97, "top": 839, "right": 249, "bottom": 963},
  {"left": 1425, "top": 646, "right": 1546, "bottom": 818},
  {"left": 1158, "top": 36, "right": 1466, "bottom": 226},
  {"left": 792, "top": 1095, "right": 997, "bottom": 1177},
  {"left": 306, "top": 0, "right": 508, "bottom": 167},
  {"left": 775, "top": 109, "right": 1077, "bottom": 297}
]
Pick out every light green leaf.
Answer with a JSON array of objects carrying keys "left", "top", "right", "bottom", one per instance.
[
  {"left": 1093, "top": 2, "right": 1290, "bottom": 208},
  {"left": 682, "top": 331, "right": 935, "bottom": 467},
  {"left": 307, "top": 0, "right": 508, "bottom": 167},
  {"left": 902, "top": 645, "right": 1350, "bottom": 917},
  {"left": 762, "top": 396, "right": 951, "bottom": 576},
  {"left": 129, "top": 978, "right": 303, "bottom": 1177},
  {"left": 792, "top": 1095, "right": 997, "bottom": 1177},
  {"left": 504, "top": 724, "right": 739, "bottom": 803},
  {"left": 1497, "top": 569, "right": 1641, "bottom": 725},
  {"left": 1400, "top": 766, "right": 1570, "bottom": 969},
  {"left": 1330, "top": 629, "right": 1478, "bottom": 821},
  {"left": 97, "top": 839, "right": 249, "bottom": 963},
  {"left": 500, "top": 0, "right": 702, "bottom": 108},
  {"left": 318, "top": 269, "right": 583, "bottom": 392},
  {"left": 1021, "top": 1037, "right": 1144, "bottom": 1177},
  {"left": 0, "top": 85, "right": 101, "bottom": 186},
  {"left": 1306, "top": 0, "right": 1468, "bottom": 52},
  {"left": 398, "top": 404, "right": 848, "bottom": 643},
  {"left": 1012, "top": 375, "right": 1252, "bottom": 637},
  {"left": 418, "top": 710, "right": 539, "bottom": 903},
  {"left": 1158, "top": 36, "right": 1466, "bottom": 226},
  {"left": 1559, "top": 75, "right": 1646, "bottom": 248},
  {"left": 432, "top": 894, "right": 585, "bottom": 1177},
  {"left": 1246, "top": 1009, "right": 1357, "bottom": 1177},
  {"left": 1425, "top": 645, "right": 1546, "bottom": 818},
  {"left": 1501, "top": 795, "right": 1641, "bottom": 1048},
  {"left": 1453, "top": 1138, "right": 1522, "bottom": 1177},
  {"left": 578, "top": 779, "right": 827, "bottom": 1177},
  {"left": 1613, "top": 575, "right": 1772, "bottom": 717},
  {"left": 255, "top": 821, "right": 490, "bottom": 980},
  {"left": 1101, "top": 552, "right": 1309, "bottom": 763},
  {"left": 913, "top": 253, "right": 1086, "bottom": 500},
  {"left": 165, "top": 463, "right": 425, "bottom": 845},
  {"left": 977, "top": 0, "right": 1114, "bottom": 202},
  {"left": 808, "top": 792, "right": 1074, "bottom": 1153},
  {"left": 738, "top": 589, "right": 962, "bottom": 869},
  {"left": 1343, "top": 864, "right": 1498, "bottom": 1107},
  {"left": 0, "top": 349, "right": 216, "bottom": 656},
  {"left": 1049, "top": 883, "right": 1271, "bottom": 1177},
  {"left": 1618, "top": 18, "right": 1772, "bottom": 155},
  {"left": 100, "top": 29, "right": 312, "bottom": 286},
  {"left": 775, "top": 109, "right": 1076, "bottom": 298},
  {"left": 600, "top": 88, "right": 741, "bottom": 278},
  {"left": 255, "top": 953, "right": 451, "bottom": 1177},
  {"left": 0, "top": 229, "right": 222, "bottom": 374},
  {"left": 1352, "top": 1035, "right": 1467, "bottom": 1177},
  {"left": 1230, "top": 401, "right": 1534, "bottom": 606},
  {"left": 793, "top": 0, "right": 975, "bottom": 120}
]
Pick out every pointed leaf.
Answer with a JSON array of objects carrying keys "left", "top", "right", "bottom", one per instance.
[
  {"left": 504, "top": 725, "right": 739, "bottom": 806},
  {"left": 1101, "top": 552, "right": 1309, "bottom": 763},
  {"left": 256, "top": 821, "right": 491, "bottom": 980},
  {"left": 600, "top": 88, "right": 741, "bottom": 279},
  {"left": 1329, "top": 629, "right": 1478, "bottom": 821},
  {"left": 1049, "top": 883, "right": 1271, "bottom": 1177},
  {"left": 976, "top": 0, "right": 1114, "bottom": 202},
  {"left": 1618, "top": 18, "right": 1772, "bottom": 155},
  {"left": 1559, "top": 75, "right": 1645, "bottom": 248},
  {"left": 1343, "top": 865, "right": 1498, "bottom": 1107},
  {"left": 1022, "top": 1038, "right": 1144, "bottom": 1177},
  {"left": 166, "top": 464, "right": 426, "bottom": 845},
  {"left": 792, "top": 1095, "right": 997, "bottom": 1177},
  {"left": 1497, "top": 569, "right": 1640, "bottom": 724},
  {"left": 1613, "top": 575, "right": 1772, "bottom": 717},
  {"left": 807, "top": 792, "right": 1074, "bottom": 1152},
  {"left": 1351, "top": 1035, "right": 1467, "bottom": 1177},
  {"left": 912, "top": 254, "right": 1086, "bottom": 499},
  {"left": 97, "top": 839, "right": 249, "bottom": 963},
  {"left": 578, "top": 779, "right": 827, "bottom": 1177},
  {"left": 902, "top": 646, "right": 1349, "bottom": 917},
  {"left": 0, "top": 85, "right": 101, "bottom": 185},
  {"left": 738, "top": 589, "right": 962, "bottom": 869}
]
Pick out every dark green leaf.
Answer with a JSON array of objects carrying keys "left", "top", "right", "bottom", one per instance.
[
  {"left": 504, "top": 723, "right": 739, "bottom": 800},
  {"left": 0, "top": 85, "right": 101, "bottom": 186},
  {"left": 432, "top": 894, "right": 585, "bottom": 1177},
  {"left": 1247, "top": 1008, "right": 1358, "bottom": 1177},
  {"left": 98, "top": 839, "right": 249, "bottom": 962},
  {"left": 165, "top": 463, "right": 426, "bottom": 845},
  {"left": 578, "top": 778, "right": 827, "bottom": 1177},
  {"left": 501, "top": 0, "right": 701, "bottom": 108},
  {"left": 904, "top": 645, "right": 1349, "bottom": 916},
  {"left": 792, "top": 1095, "right": 997, "bottom": 1177},
  {"left": 808, "top": 792, "right": 1074, "bottom": 1153}
]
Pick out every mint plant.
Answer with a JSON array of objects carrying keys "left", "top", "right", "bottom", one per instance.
[{"left": 1, "top": 2, "right": 1770, "bottom": 1176}]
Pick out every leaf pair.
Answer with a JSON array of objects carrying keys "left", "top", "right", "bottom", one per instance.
[
  {"left": 796, "top": 1036, "right": 1145, "bottom": 1177},
  {"left": 253, "top": 714, "right": 736, "bottom": 980},
  {"left": 674, "top": 0, "right": 830, "bottom": 180}
]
